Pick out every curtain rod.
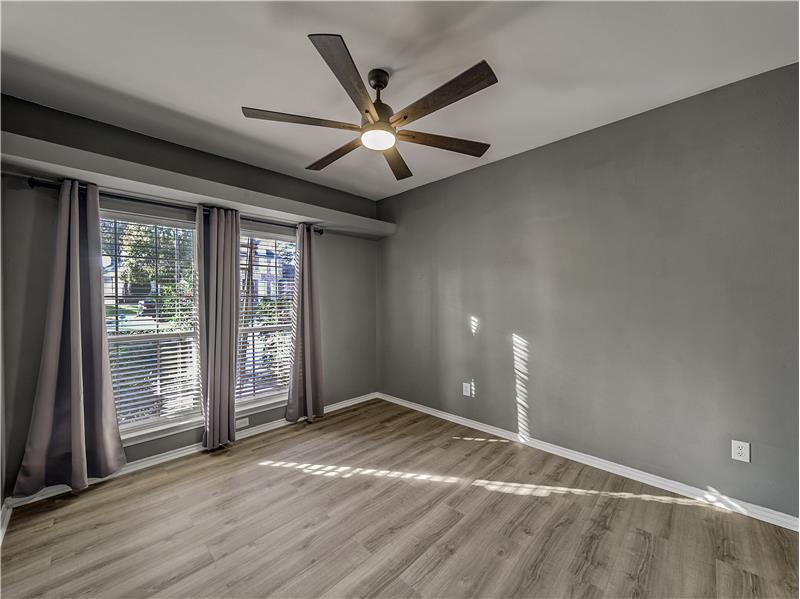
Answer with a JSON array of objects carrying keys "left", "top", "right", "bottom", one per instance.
[{"left": 24, "top": 176, "right": 319, "bottom": 234}]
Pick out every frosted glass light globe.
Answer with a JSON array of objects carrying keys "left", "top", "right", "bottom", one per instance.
[{"left": 361, "top": 124, "right": 396, "bottom": 151}]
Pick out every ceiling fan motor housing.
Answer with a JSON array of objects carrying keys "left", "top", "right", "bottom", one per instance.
[
  {"left": 363, "top": 99, "right": 394, "bottom": 126},
  {"left": 365, "top": 68, "right": 395, "bottom": 126}
]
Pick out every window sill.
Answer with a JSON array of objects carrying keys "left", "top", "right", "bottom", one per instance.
[
  {"left": 236, "top": 392, "right": 288, "bottom": 417},
  {"left": 121, "top": 415, "right": 204, "bottom": 447},
  {"left": 121, "top": 392, "right": 289, "bottom": 447}
]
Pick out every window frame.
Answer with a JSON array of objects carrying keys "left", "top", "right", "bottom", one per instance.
[
  {"left": 100, "top": 208, "right": 203, "bottom": 437},
  {"left": 235, "top": 227, "right": 297, "bottom": 410},
  {"left": 100, "top": 209, "right": 297, "bottom": 445}
]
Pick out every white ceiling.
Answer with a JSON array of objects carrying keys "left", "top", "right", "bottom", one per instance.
[{"left": 1, "top": 2, "right": 797, "bottom": 201}]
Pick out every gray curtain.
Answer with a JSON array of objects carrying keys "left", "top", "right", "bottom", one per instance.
[
  {"left": 196, "top": 206, "right": 240, "bottom": 449},
  {"left": 286, "top": 224, "right": 324, "bottom": 422},
  {"left": 14, "top": 180, "right": 126, "bottom": 497}
]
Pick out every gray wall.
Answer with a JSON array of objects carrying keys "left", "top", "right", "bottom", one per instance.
[
  {"left": 377, "top": 65, "right": 798, "bottom": 515},
  {"left": 1, "top": 95, "right": 376, "bottom": 220},
  {"left": 317, "top": 232, "right": 378, "bottom": 403},
  {"left": 1, "top": 175, "right": 377, "bottom": 494},
  {"left": 1, "top": 177, "right": 58, "bottom": 498},
  {"left": 0, "top": 172, "right": 5, "bottom": 504}
]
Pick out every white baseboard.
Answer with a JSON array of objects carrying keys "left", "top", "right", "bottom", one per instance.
[
  {"left": 3, "top": 393, "right": 377, "bottom": 512},
  {"left": 374, "top": 392, "right": 799, "bottom": 532},
  {"left": 324, "top": 392, "right": 381, "bottom": 413},
  {"left": 3, "top": 444, "right": 208, "bottom": 510},
  {"left": 237, "top": 391, "right": 378, "bottom": 439}
]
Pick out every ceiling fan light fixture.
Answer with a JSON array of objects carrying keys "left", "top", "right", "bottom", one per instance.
[
  {"left": 243, "top": 34, "right": 497, "bottom": 179},
  {"left": 361, "top": 122, "right": 396, "bottom": 151}
]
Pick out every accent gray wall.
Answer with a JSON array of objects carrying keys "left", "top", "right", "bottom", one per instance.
[
  {"left": 376, "top": 65, "right": 798, "bottom": 515},
  {"left": 1, "top": 176, "right": 58, "bottom": 498},
  {"left": 0, "top": 171, "right": 5, "bottom": 505},
  {"left": 317, "top": 232, "right": 378, "bottom": 403},
  {"left": 1, "top": 95, "right": 376, "bottom": 220},
  {"left": 1, "top": 175, "right": 378, "bottom": 494}
]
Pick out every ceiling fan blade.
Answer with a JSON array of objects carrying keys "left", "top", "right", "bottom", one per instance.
[
  {"left": 397, "top": 130, "right": 490, "bottom": 157},
  {"left": 383, "top": 146, "right": 413, "bottom": 180},
  {"left": 242, "top": 107, "right": 361, "bottom": 132},
  {"left": 306, "top": 138, "right": 362, "bottom": 171},
  {"left": 390, "top": 60, "right": 498, "bottom": 128},
  {"left": 308, "top": 34, "right": 379, "bottom": 123}
]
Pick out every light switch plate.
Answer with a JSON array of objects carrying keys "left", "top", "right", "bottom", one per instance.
[
  {"left": 462, "top": 382, "right": 472, "bottom": 397},
  {"left": 731, "top": 440, "right": 750, "bottom": 463}
]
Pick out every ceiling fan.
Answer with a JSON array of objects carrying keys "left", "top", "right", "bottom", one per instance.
[{"left": 242, "top": 34, "right": 498, "bottom": 180}]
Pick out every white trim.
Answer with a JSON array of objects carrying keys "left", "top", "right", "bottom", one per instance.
[
  {"left": 121, "top": 414, "right": 205, "bottom": 446},
  {"left": 3, "top": 393, "right": 378, "bottom": 510},
  {"left": 99, "top": 206, "right": 194, "bottom": 228},
  {"left": 4, "top": 442, "right": 206, "bottom": 509},
  {"left": 374, "top": 393, "right": 799, "bottom": 532},
  {"left": 235, "top": 392, "right": 376, "bottom": 438},
  {"left": 237, "top": 418, "right": 292, "bottom": 440},
  {"left": 233, "top": 393, "right": 378, "bottom": 440},
  {"left": 123, "top": 442, "right": 205, "bottom": 475},
  {"left": 122, "top": 394, "right": 290, "bottom": 446},
  {"left": 4, "top": 487, "right": 65, "bottom": 509},
  {"left": 324, "top": 392, "right": 381, "bottom": 412},
  {"left": 240, "top": 223, "right": 295, "bottom": 243},
  {"left": 0, "top": 503, "right": 11, "bottom": 546},
  {"left": 235, "top": 394, "right": 288, "bottom": 418}
]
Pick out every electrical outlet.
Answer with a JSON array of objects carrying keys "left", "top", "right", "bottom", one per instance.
[
  {"left": 462, "top": 382, "right": 472, "bottom": 397},
  {"left": 731, "top": 440, "right": 750, "bottom": 463},
  {"left": 235, "top": 417, "right": 250, "bottom": 430}
]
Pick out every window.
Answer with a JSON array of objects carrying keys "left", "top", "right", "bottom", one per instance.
[
  {"left": 101, "top": 215, "right": 200, "bottom": 427},
  {"left": 237, "top": 233, "right": 296, "bottom": 402}
]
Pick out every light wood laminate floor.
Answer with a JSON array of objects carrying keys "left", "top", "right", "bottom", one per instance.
[{"left": 2, "top": 399, "right": 797, "bottom": 598}]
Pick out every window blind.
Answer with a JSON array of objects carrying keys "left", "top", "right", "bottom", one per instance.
[
  {"left": 101, "top": 215, "right": 201, "bottom": 426},
  {"left": 237, "top": 233, "right": 296, "bottom": 402}
]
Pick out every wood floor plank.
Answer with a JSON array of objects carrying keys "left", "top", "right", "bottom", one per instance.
[
  {"left": 323, "top": 503, "right": 465, "bottom": 599},
  {"left": 2, "top": 400, "right": 796, "bottom": 599}
]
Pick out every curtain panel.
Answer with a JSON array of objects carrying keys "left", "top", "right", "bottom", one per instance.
[
  {"left": 14, "top": 180, "right": 126, "bottom": 497},
  {"left": 196, "top": 206, "right": 240, "bottom": 449},
  {"left": 286, "top": 224, "right": 324, "bottom": 422}
]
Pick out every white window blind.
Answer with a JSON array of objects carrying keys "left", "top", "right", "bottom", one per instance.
[
  {"left": 101, "top": 215, "right": 201, "bottom": 427},
  {"left": 237, "top": 233, "right": 296, "bottom": 402}
]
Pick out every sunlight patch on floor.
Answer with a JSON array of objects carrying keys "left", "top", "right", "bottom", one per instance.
[
  {"left": 257, "top": 459, "right": 735, "bottom": 512},
  {"left": 258, "top": 460, "right": 461, "bottom": 483},
  {"left": 471, "top": 479, "right": 718, "bottom": 507}
]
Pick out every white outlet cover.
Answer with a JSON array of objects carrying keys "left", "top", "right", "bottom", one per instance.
[
  {"left": 462, "top": 382, "right": 472, "bottom": 397},
  {"left": 235, "top": 417, "right": 250, "bottom": 430},
  {"left": 731, "top": 440, "right": 750, "bottom": 463}
]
